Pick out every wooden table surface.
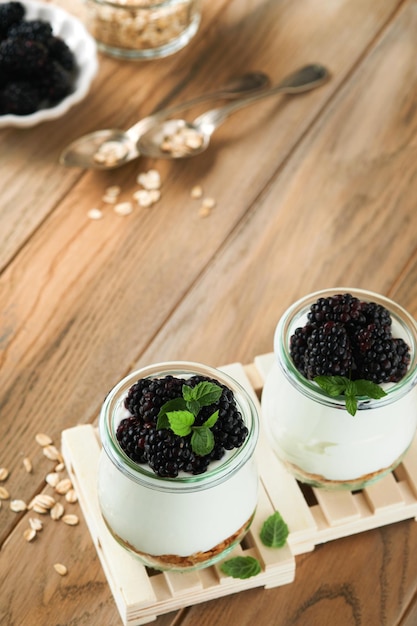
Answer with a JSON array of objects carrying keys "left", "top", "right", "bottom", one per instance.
[{"left": 2, "top": 0, "right": 417, "bottom": 624}]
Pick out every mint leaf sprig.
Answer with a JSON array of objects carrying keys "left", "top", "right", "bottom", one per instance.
[
  {"left": 260, "top": 511, "right": 289, "bottom": 548},
  {"left": 220, "top": 510, "right": 289, "bottom": 579},
  {"left": 156, "top": 381, "right": 222, "bottom": 456},
  {"left": 314, "top": 375, "right": 387, "bottom": 416}
]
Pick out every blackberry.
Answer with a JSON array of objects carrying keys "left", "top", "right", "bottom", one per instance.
[
  {"left": 0, "top": 2, "right": 24, "bottom": 38},
  {"left": 0, "top": 37, "right": 49, "bottom": 76},
  {"left": 290, "top": 293, "right": 411, "bottom": 385},
  {"left": 303, "top": 322, "right": 353, "bottom": 379},
  {"left": 0, "top": 80, "right": 42, "bottom": 115},
  {"left": 8, "top": 19, "right": 53, "bottom": 45},
  {"left": 307, "top": 293, "right": 367, "bottom": 330},
  {"left": 48, "top": 36, "right": 76, "bottom": 72},
  {"left": 144, "top": 429, "right": 192, "bottom": 477},
  {"left": 357, "top": 336, "right": 410, "bottom": 383},
  {"left": 39, "top": 61, "right": 73, "bottom": 104},
  {"left": 124, "top": 375, "right": 184, "bottom": 422},
  {"left": 117, "top": 374, "right": 248, "bottom": 478},
  {"left": 116, "top": 416, "right": 148, "bottom": 464},
  {"left": 289, "top": 324, "right": 315, "bottom": 375},
  {"left": 187, "top": 375, "right": 248, "bottom": 451}
]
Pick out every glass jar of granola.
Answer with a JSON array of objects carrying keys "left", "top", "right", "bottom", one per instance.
[
  {"left": 262, "top": 289, "right": 417, "bottom": 491},
  {"left": 97, "top": 361, "right": 259, "bottom": 571},
  {"left": 84, "top": 0, "right": 202, "bottom": 59}
]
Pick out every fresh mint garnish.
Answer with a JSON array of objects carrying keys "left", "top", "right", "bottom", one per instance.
[
  {"left": 157, "top": 382, "right": 222, "bottom": 456},
  {"left": 314, "top": 375, "right": 387, "bottom": 416},
  {"left": 191, "top": 426, "right": 215, "bottom": 457},
  {"left": 220, "top": 556, "right": 261, "bottom": 579},
  {"left": 166, "top": 410, "right": 195, "bottom": 436},
  {"left": 260, "top": 511, "right": 289, "bottom": 548}
]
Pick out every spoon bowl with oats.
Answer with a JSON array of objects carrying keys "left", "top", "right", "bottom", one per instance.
[
  {"left": 137, "top": 64, "right": 330, "bottom": 159},
  {"left": 59, "top": 71, "right": 271, "bottom": 169}
]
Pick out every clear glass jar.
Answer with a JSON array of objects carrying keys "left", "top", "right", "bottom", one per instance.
[
  {"left": 98, "top": 361, "right": 259, "bottom": 571},
  {"left": 85, "top": 0, "right": 202, "bottom": 59},
  {"left": 262, "top": 289, "right": 417, "bottom": 491}
]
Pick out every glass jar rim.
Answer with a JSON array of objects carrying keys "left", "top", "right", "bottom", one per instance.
[
  {"left": 274, "top": 288, "right": 417, "bottom": 410},
  {"left": 99, "top": 361, "right": 259, "bottom": 492}
]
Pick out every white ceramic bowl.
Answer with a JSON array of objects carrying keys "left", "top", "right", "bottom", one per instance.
[{"left": 0, "top": 1, "right": 98, "bottom": 128}]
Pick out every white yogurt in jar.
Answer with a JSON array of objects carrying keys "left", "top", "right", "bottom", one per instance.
[
  {"left": 97, "top": 362, "right": 259, "bottom": 569},
  {"left": 262, "top": 289, "right": 417, "bottom": 489}
]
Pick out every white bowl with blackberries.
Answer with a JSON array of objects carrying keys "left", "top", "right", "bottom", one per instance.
[{"left": 0, "top": 1, "right": 98, "bottom": 127}]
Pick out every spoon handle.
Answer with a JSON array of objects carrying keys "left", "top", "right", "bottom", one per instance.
[
  {"left": 193, "top": 64, "right": 330, "bottom": 134},
  {"left": 126, "top": 72, "right": 270, "bottom": 141}
]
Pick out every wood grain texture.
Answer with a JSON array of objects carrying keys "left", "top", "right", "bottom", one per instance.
[{"left": 2, "top": 0, "right": 417, "bottom": 624}]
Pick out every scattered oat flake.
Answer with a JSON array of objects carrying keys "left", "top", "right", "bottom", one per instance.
[
  {"left": 133, "top": 189, "right": 153, "bottom": 207},
  {"left": 54, "top": 563, "right": 68, "bottom": 576},
  {"left": 199, "top": 206, "right": 212, "bottom": 218},
  {"left": 190, "top": 185, "right": 203, "bottom": 199},
  {"left": 23, "top": 457, "right": 32, "bottom": 473},
  {"left": 32, "top": 504, "right": 48, "bottom": 514},
  {"left": 0, "top": 486, "right": 10, "bottom": 500},
  {"left": 137, "top": 169, "right": 161, "bottom": 190},
  {"left": 43, "top": 445, "right": 62, "bottom": 462},
  {"left": 62, "top": 514, "right": 79, "bottom": 526},
  {"left": 35, "top": 433, "right": 53, "bottom": 447},
  {"left": 50, "top": 502, "right": 65, "bottom": 521},
  {"left": 102, "top": 194, "right": 117, "bottom": 204},
  {"left": 105, "top": 185, "right": 121, "bottom": 197},
  {"left": 23, "top": 528, "right": 37, "bottom": 542},
  {"left": 45, "top": 472, "right": 60, "bottom": 488},
  {"left": 0, "top": 468, "right": 9, "bottom": 481},
  {"left": 114, "top": 202, "right": 133, "bottom": 216},
  {"left": 10, "top": 499, "right": 27, "bottom": 512},
  {"left": 29, "top": 517, "right": 43, "bottom": 531},
  {"left": 65, "top": 489, "right": 78, "bottom": 504},
  {"left": 87, "top": 208, "right": 103, "bottom": 220},
  {"left": 55, "top": 462, "right": 65, "bottom": 472},
  {"left": 55, "top": 478, "right": 72, "bottom": 495},
  {"left": 32, "top": 494, "right": 56, "bottom": 510},
  {"left": 202, "top": 197, "right": 216, "bottom": 209}
]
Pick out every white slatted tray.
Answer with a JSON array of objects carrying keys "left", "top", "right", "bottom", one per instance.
[{"left": 61, "top": 354, "right": 417, "bottom": 626}]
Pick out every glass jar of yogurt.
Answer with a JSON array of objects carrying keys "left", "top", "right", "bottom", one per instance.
[
  {"left": 262, "top": 289, "right": 417, "bottom": 491},
  {"left": 84, "top": 0, "right": 202, "bottom": 59},
  {"left": 98, "top": 361, "right": 259, "bottom": 571}
]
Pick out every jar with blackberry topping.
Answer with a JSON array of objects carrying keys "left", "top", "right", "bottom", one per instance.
[
  {"left": 98, "top": 361, "right": 259, "bottom": 571},
  {"left": 84, "top": 0, "right": 202, "bottom": 60},
  {"left": 261, "top": 289, "right": 417, "bottom": 490}
]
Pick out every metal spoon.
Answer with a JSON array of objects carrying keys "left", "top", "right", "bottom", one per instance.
[
  {"left": 59, "top": 72, "right": 271, "bottom": 169},
  {"left": 137, "top": 64, "right": 330, "bottom": 160}
]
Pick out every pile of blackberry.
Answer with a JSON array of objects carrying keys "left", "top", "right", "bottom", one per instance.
[
  {"left": 0, "top": 2, "right": 77, "bottom": 116},
  {"left": 116, "top": 375, "right": 249, "bottom": 478},
  {"left": 290, "top": 293, "right": 410, "bottom": 383}
]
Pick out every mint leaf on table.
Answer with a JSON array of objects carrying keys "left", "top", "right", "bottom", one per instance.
[
  {"left": 314, "top": 375, "right": 387, "bottom": 416},
  {"left": 220, "top": 556, "right": 261, "bottom": 579},
  {"left": 260, "top": 511, "right": 289, "bottom": 548}
]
